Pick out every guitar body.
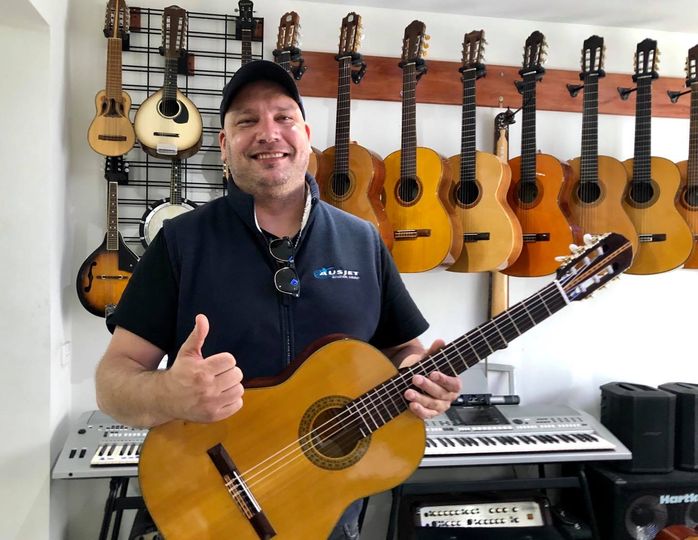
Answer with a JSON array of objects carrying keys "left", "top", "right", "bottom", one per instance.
[
  {"left": 75, "top": 234, "right": 138, "bottom": 317},
  {"left": 88, "top": 90, "right": 136, "bottom": 156},
  {"left": 567, "top": 155, "right": 639, "bottom": 256},
  {"left": 134, "top": 88, "right": 203, "bottom": 159},
  {"left": 622, "top": 157, "right": 693, "bottom": 274},
  {"left": 139, "top": 199, "right": 196, "bottom": 248},
  {"left": 383, "top": 147, "right": 458, "bottom": 272},
  {"left": 139, "top": 339, "right": 425, "bottom": 540},
  {"left": 675, "top": 160, "right": 698, "bottom": 268},
  {"left": 447, "top": 151, "right": 522, "bottom": 272},
  {"left": 503, "top": 154, "right": 575, "bottom": 277},
  {"left": 316, "top": 143, "right": 393, "bottom": 250}
]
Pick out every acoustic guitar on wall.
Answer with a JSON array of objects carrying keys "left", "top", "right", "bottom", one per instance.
[
  {"left": 622, "top": 38, "right": 693, "bottom": 274},
  {"left": 503, "top": 31, "right": 576, "bottom": 277},
  {"left": 566, "top": 35, "right": 639, "bottom": 257},
  {"left": 76, "top": 157, "right": 139, "bottom": 318},
  {"left": 675, "top": 43, "right": 698, "bottom": 268},
  {"left": 137, "top": 232, "right": 633, "bottom": 540},
  {"left": 134, "top": 5, "right": 203, "bottom": 159},
  {"left": 315, "top": 13, "right": 393, "bottom": 250},
  {"left": 446, "top": 30, "right": 521, "bottom": 273},
  {"left": 237, "top": 0, "right": 255, "bottom": 66},
  {"left": 87, "top": 0, "right": 136, "bottom": 157},
  {"left": 383, "top": 20, "right": 460, "bottom": 272}
]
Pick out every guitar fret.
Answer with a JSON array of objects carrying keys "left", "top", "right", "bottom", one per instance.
[
  {"left": 334, "top": 58, "right": 352, "bottom": 175},
  {"left": 580, "top": 75, "right": 600, "bottom": 184}
]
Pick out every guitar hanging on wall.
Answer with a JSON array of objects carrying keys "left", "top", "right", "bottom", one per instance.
[
  {"left": 139, "top": 158, "right": 196, "bottom": 248},
  {"left": 76, "top": 157, "right": 139, "bottom": 318},
  {"left": 138, "top": 232, "right": 633, "bottom": 540},
  {"left": 87, "top": 0, "right": 136, "bottom": 157},
  {"left": 383, "top": 20, "right": 460, "bottom": 272},
  {"left": 446, "top": 30, "right": 521, "bottom": 273},
  {"left": 134, "top": 5, "right": 203, "bottom": 159},
  {"left": 315, "top": 12, "right": 393, "bottom": 250},
  {"left": 237, "top": 0, "right": 255, "bottom": 65},
  {"left": 621, "top": 38, "right": 693, "bottom": 274},
  {"left": 566, "top": 35, "right": 639, "bottom": 258},
  {"left": 503, "top": 30, "right": 576, "bottom": 277}
]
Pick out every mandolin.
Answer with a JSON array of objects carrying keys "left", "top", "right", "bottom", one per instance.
[
  {"left": 76, "top": 157, "right": 139, "bottom": 318},
  {"left": 138, "top": 158, "right": 196, "bottom": 248},
  {"left": 675, "top": 43, "right": 698, "bottom": 268},
  {"left": 272, "top": 10, "right": 322, "bottom": 179},
  {"left": 622, "top": 38, "right": 693, "bottom": 274},
  {"left": 383, "top": 20, "right": 459, "bottom": 272},
  {"left": 447, "top": 30, "right": 521, "bottom": 273},
  {"left": 566, "top": 35, "right": 639, "bottom": 257},
  {"left": 503, "top": 31, "right": 575, "bottom": 277},
  {"left": 87, "top": 0, "right": 136, "bottom": 157},
  {"left": 133, "top": 5, "right": 203, "bottom": 160},
  {"left": 138, "top": 233, "right": 633, "bottom": 540},
  {"left": 315, "top": 13, "right": 393, "bottom": 250}
]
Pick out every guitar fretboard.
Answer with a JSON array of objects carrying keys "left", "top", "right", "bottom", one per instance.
[
  {"left": 520, "top": 73, "right": 539, "bottom": 185},
  {"left": 333, "top": 57, "right": 353, "bottom": 177},
  {"left": 107, "top": 181, "right": 120, "bottom": 251},
  {"left": 459, "top": 69, "right": 477, "bottom": 184},
  {"left": 688, "top": 83, "right": 698, "bottom": 188},
  {"left": 399, "top": 63, "right": 418, "bottom": 180},
  {"left": 580, "top": 74, "right": 600, "bottom": 184},
  {"left": 105, "top": 38, "right": 124, "bottom": 102},
  {"left": 632, "top": 75, "right": 654, "bottom": 184}
]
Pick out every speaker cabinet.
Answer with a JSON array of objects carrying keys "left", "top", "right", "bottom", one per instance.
[
  {"left": 587, "top": 465, "right": 698, "bottom": 540},
  {"left": 600, "top": 382, "right": 676, "bottom": 473},
  {"left": 659, "top": 383, "right": 698, "bottom": 471}
]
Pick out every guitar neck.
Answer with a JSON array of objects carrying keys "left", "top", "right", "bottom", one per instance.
[
  {"left": 275, "top": 51, "right": 292, "bottom": 72},
  {"left": 105, "top": 38, "right": 124, "bottom": 101},
  {"left": 162, "top": 57, "right": 179, "bottom": 102},
  {"left": 241, "top": 28, "right": 252, "bottom": 65},
  {"left": 333, "top": 56, "right": 353, "bottom": 175},
  {"left": 106, "top": 181, "right": 120, "bottom": 251},
  {"left": 520, "top": 73, "right": 538, "bottom": 184},
  {"left": 688, "top": 83, "right": 698, "bottom": 187},
  {"left": 170, "top": 159, "right": 183, "bottom": 204},
  {"left": 459, "top": 70, "right": 477, "bottom": 184},
  {"left": 399, "top": 63, "right": 418, "bottom": 179},
  {"left": 632, "top": 76, "right": 653, "bottom": 183},
  {"left": 580, "top": 75, "right": 600, "bottom": 184}
]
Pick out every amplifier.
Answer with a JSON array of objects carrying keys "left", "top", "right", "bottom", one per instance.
[{"left": 659, "top": 383, "right": 698, "bottom": 471}]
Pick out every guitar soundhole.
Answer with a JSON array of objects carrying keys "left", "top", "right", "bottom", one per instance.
[
  {"left": 518, "top": 182, "right": 539, "bottom": 204},
  {"left": 330, "top": 172, "right": 352, "bottom": 199},
  {"left": 310, "top": 408, "right": 363, "bottom": 458},
  {"left": 454, "top": 181, "right": 480, "bottom": 207},
  {"left": 629, "top": 182, "right": 654, "bottom": 204},
  {"left": 396, "top": 177, "right": 421, "bottom": 205},
  {"left": 158, "top": 98, "right": 181, "bottom": 119},
  {"left": 577, "top": 183, "right": 601, "bottom": 204},
  {"left": 684, "top": 185, "right": 698, "bottom": 207}
]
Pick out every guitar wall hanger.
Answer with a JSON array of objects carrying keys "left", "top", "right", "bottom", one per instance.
[
  {"left": 667, "top": 88, "right": 690, "bottom": 103},
  {"left": 617, "top": 85, "right": 637, "bottom": 100}
]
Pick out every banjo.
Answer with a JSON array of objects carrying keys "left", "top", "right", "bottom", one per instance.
[{"left": 139, "top": 158, "right": 196, "bottom": 247}]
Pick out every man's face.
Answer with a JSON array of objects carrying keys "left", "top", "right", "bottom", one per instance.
[{"left": 219, "top": 80, "right": 311, "bottom": 199}]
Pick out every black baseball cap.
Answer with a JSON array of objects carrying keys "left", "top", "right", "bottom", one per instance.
[{"left": 219, "top": 60, "right": 306, "bottom": 126}]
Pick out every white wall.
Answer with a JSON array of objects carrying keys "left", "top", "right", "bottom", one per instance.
[{"left": 56, "top": 1, "right": 698, "bottom": 538}]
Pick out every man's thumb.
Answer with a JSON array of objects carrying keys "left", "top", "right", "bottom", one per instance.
[{"left": 181, "top": 314, "right": 209, "bottom": 357}]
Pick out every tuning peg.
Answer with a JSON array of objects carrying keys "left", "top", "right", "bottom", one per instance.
[
  {"left": 423, "top": 41, "right": 430, "bottom": 49},
  {"left": 554, "top": 255, "right": 570, "bottom": 263}
]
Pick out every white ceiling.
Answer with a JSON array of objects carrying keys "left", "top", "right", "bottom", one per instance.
[{"left": 311, "top": 0, "right": 698, "bottom": 35}]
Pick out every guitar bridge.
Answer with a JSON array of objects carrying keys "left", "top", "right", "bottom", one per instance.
[
  {"left": 207, "top": 443, "right": 276, "bottom": 539},
  {"left": 463, "top": 232, "right": 490, "bottom": 243},
  {"left": 394, "top": 229, "right": 431, "bottom": 240},
  {"left": 523, "top": 233, "right": 550, "bottom": 243},
  {"left": 638, "top": 233, "right": 667, "bottom": 243}
]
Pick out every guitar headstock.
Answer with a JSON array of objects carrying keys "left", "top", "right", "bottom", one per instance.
[
  {"left": 685, "top": 44, "right": 698, "bottom": 87},
  {"left": 494, "top": 109, "right": 516, "bottom": 130},
  {"left": 520, "top": 30, "right": 547, "bottom": 78},
  {"left": 237, "top": 0, "right": 254, "bottom": 32},
  {"left": 276, "top": 11, "right": 301, "bottom": 52},
  {"left": 580, "top": 35, "right": 605, "bottom": 79},
  {"left": 338, "top": 12, "right": 363, "bottom": 57},
  {"left": 461, "top": 30, "right": 486, "bottom": 79},
  {"left": 104, "top": 156, "right": 129, "bottom": 184},
  {"left": 632, "top": 38, "right": 659, "bottom": 82},
  {"left": 400, "top": 20, "right": 429, "bottom": 67},
  {"left": 556, "top": 233, "right": 632, "bottom": 302},
  {"left": 161, "top": 5, "right": 187, "bottom": 59},
  {"left": 104, "top": 0, "right": 129, "bottom": 40}
]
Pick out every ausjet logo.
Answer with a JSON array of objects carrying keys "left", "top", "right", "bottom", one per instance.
[
  {"left": 313, "top": 266, "right": 360, "bottom": 280},
  {"left": 658, "top": 493, "right": 698, "bottom": 504}
]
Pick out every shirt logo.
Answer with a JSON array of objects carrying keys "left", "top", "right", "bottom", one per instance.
[{"left": 313, "top": 266, "right": 360, "bottom": 280}]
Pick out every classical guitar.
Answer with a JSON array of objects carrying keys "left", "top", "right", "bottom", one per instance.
[
  {"left": 138, "top": 158, "right": 196, "bottom": 248},
  {"left": 87, "top": 0, "right": 136, "bottom": 157},
  {"left": 133, "top": 5, "right": 203, "bottom": 159},
  {"left": 622, "top": 38, "right": 693, "bottom": 274},
  {"left": 76, "top": 157, "right": 139, "bottom": 318},
  {"left": 272, "top": 10, "right": 322, "bottom": 179},
  {"left": 315, "top": 13, "right": 393, "bottom": 250},
  {"left": 503, "top": 31, "right": 575, "bottom": 277},
  {"left": 675, "top": 44, "right": 698, "bottom": 268},
  {"left": 566, "top": 35, "right": 639, "bottom": 257},
  {"left": 383, "top": 21, "right": 459, "bottom": 272},
  {"left": 138, "top": 233, "right": 633, "bottom": 540},
  {"left": 657, "top": 525, "right": 698, "bottom": 540},
  {"left": 446, "top": 30, "right": 521, "bottom": 273}
]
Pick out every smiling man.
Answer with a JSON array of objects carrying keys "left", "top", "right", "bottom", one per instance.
[{"left": 95, "top": 60, "right": 461, "bottom": 539}]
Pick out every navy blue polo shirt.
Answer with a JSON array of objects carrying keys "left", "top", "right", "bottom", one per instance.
[{"left": 108, "top": 177, "right": 428, "bottom": 381}]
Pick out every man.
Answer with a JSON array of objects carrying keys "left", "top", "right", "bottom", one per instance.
[{"left": 95, "top": 60, "right": 461, "bottom": 539}]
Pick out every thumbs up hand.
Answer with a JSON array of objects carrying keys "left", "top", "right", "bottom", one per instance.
[{"left": 164, "top": 314, "right": 244, "bottom": 423}]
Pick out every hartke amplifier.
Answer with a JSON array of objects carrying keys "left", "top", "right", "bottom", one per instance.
[
  {"left": 600, "top": 382, "right": 676, "bottom": 473},
  {"left": 587, "top": 464, "right": 698, "bottom": 540},
  {"left": 659, "top": 383, "right": 698, "bottom": 471}
]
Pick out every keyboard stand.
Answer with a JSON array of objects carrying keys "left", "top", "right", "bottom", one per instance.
[
  {"left": 385, "top": 462, "right": 601, "bottom": 540},
  {"left": 98, "top": 477, "right": 146, "bottom": 540}
]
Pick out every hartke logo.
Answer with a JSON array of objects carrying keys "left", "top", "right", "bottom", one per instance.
[
  {"left": 313, "top": 266, "right": 360, "bottom": 280},
  {"left": 658, "top": 493, "right": 698, "bottom": 504}
]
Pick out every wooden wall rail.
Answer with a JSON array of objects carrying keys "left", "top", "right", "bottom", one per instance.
[{"left": 296, "top": 51, "right": 690, "bottom": 119}]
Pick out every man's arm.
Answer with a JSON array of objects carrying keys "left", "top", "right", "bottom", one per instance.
[{"left": 95, "top": 314, "right": 245, "bottom": 428}]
